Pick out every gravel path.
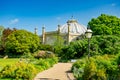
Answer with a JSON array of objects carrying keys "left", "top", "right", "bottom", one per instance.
[{"left": 34, "top": 63, "right": 76, "bottom": 80}]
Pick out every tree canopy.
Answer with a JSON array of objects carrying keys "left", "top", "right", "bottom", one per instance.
[
  {"left": 0, "top": 26, "right": 4, "bottom": 41},
  {"left": 1, "top": 28, "right": 17, "bottom": 49},
  {"left": 88, "top": 14, "right": 120, "bottom": 35},
  {"left": 0, "top": 26, "right": 4, "bottom": 53},
  {"left": 5, "top": 30, "right": 40, "bottom": 55}
]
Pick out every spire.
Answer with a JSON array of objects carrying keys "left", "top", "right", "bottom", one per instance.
[
  {"left": 42, "top": 25, "right": 45, "bottom": 44},
  {"left": 58, "top": 24, "right": 60, "bottom": 34},
  {"left": 34, "top": 27, "right": 38, "bottom": 35}
]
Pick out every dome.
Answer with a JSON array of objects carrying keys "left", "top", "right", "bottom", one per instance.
[{"left": 59, "top": 19, "right": 87, "bottom": 34}]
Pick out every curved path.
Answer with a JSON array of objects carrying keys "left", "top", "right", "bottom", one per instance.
[{"left": 34, "top": 63, "right": 76, "bottom": 80}]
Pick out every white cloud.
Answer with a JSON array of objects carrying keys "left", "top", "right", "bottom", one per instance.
[
  {"left": 9, "top": 18, "right": 19, "bottom": 24},
  {"left": 111, "top": 3, "right": 116, "bottom": 7}
]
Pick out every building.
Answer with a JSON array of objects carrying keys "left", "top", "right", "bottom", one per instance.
[{"left": 40, "top": 19, "right": 87, "bottom": 45}]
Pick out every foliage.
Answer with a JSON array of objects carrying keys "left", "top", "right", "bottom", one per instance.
[
  {"left": 35, "top": 57, "right": 58, "bottom": 70},
  {"left": 38, "top": 44, "right": 53, "bottom": 51},
  {"left": 72, "top": 59, "right": 86, "bottom": 79},
  {"left": 72, "top": 54, "right": 120, "bottom": 80},
  {"left": 0, "top": 56, "right": 58, "bottom": 79},
  {"left": 33, "top": 50, "right": 55, "bottom": 59},
  {"left": 53, "top": 35, "right": 64, "bottom": 55},
  {"left": 60, "top": 35, "right": 120, "bottom": 60},
  {"left": 88, "top": 14, "right": 120, "bottom": 35},
  {"left": 0, "top": 62, "right": 38, "bottom": 80},
  {"left": 0, "top": 26, "right": 4, "bottom": 40},
  {"left": 91, "top": 35, "right": 120, "bottom": 55},
  {"left": 83, "top": 58, "right": 98, "bottom": 80},
  {"left": 1, "top": 28, "right": 17, "bottom": 49},
  {"left": 0, "top": 58, "right": 19, "bottom": 71},
  {"left": 60, "top": 39, "right": 87, "bottom": 60},
  {"left": 5, "top": 30, "right": 40, "bottom": 56},
  {"left": 0, "top": 26, "right": 4, "bottom": 55},
  {"left": 1, "top": 28, "right": 17, "bottom": 55}
]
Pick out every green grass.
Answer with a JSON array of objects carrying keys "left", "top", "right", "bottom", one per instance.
[{"left": 0, "top": 58, "right": 19, "bottom": 70}]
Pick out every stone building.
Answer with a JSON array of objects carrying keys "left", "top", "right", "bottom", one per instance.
[{"left": 40, "top": 19, "right": 87, "bottom": 45}]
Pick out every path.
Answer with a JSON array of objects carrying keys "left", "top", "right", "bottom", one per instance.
[{"left": 34, "top": 63, "right": 76, "bottom": 80}]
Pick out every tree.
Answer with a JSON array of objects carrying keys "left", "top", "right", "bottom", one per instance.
[
  {"left": 0, "top": 26, "right": 4, "bottom": 39},
  {"left": 88, "top": 14, "right": 120, "bottom": 35},
  {"left": 1, "top": 28, "right": 17, "bottom": 49},
  {"left": 5, "top": 30, "right": 40, "bottom": 55},
  {"left": 0, "top": 26, "right": 4, "bottom": 44},
  {"left": 0, "top": 26, "right": 4, "bottom": 53}
]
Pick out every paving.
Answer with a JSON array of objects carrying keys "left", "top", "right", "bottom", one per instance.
[{"left": 34, "top": 63, "right": 76, "bottom": 80}]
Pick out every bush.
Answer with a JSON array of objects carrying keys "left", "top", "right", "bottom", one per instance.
[
  {"left": 83, "top": 58, "right": 97, "bottom": 80},
  {"left": 60, "top": 40, "right": 87, "bottom": 60},
  {"left": 60, "top": 35, "right": 120, "bottom": 60},
  {"left": 35, "top": 57, "right": 58, "bottom": 70},
  {"left": 5, "top": 30, "right": 40, "bottom": 56},
  {"left": 72, "top": 55, "right": 120, "bottom": 80},
  {"left": 33, "top": 50, "right": 55, "bottom": 59},
  {"left": 72, "top": 59, "right": 86, "bottom": 79},
  {"left": 0, "top": 62, "right": 38, "bottom": 80},
  {"left": 39, "top": 44, "right": 53, "bottom": 51}
]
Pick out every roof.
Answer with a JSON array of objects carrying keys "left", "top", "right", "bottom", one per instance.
[{"left": 59, "top": 19, "right": 87, "bottom": 34}]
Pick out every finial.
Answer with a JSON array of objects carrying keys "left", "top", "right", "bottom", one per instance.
[
  {"left": 87, "top": 25, "right": 90, "bottom": 29},
  {"left": 42, "top": 24, "right": 45, "bottom": 29},
  {"left": 58, "top": 24, "right": 61, "bottom": 27},
  {"left": 71, "top": 15, "right": 74, "bottom": 19}
]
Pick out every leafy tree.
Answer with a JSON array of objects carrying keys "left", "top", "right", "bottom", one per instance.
[
  {"left": 1, "top": 28, "right": 17, "bottom": 49},
  {"left": 88, "top": 14, "right": 120, "bottom": 35},
  {"left": 0, "top": 26, "right": 4, "bottom": 46},
  {"left": 2, "top": 28, "right": 17, "bottom": 41},
  {"left": 0, "top": 25, "right": 4, "bottom": 39},
  {"left": 0, "top": 26, "right": 4, "bottom": 54},
  {"left": 91, "top": 35, "right": 120, "bottom": 55},
  {"left": 5, "top": 30, "right": 40, "bottom": 56}
]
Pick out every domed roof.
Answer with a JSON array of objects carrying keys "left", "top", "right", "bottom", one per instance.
[{"left": 59, "top": 19, "right": 87, "bottom": 34}]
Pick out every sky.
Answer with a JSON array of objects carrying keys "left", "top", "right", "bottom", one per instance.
[{"left": 0, "top": 0, "right": 120, "bottom": 34}]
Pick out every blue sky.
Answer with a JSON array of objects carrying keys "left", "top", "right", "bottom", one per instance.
[{"left": 0, "top": 0, "right": 120, "bottom": 34}]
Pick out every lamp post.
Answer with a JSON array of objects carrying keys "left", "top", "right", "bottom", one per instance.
[{"left": 85, "top": 27, "right": 92, "bottom": 59}]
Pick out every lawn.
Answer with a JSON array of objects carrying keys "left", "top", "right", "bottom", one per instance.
[{"left": 0, "top": 58, "right": 19, "bottom": 71}]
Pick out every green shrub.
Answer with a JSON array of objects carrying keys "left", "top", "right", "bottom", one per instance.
[
  {"left": 35, "top": 57, "right": 58, "bottom": 70},
  {"left": 0, "top": 62, "right": 38, "bottom": 80},
  {"left": 83, "top": 58, "right": 97, "bottom": 80},
  {"left": 95, "top": 69, "right": 106, "bottom": 80},
  {"left": 60, "top": 35, "right": 120, "bottom": 60},
  {"left": 72, "top": 55, "right": 120, "bottom": 80},
  {"left": 60, "top": 40, "right": 87, "bottom": 60},
  {"left": 36, "top": 58, "right": 51, "bottom": 69},
  {"left": 39, "top": 44, "right": 53, "bottom": 51}
]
